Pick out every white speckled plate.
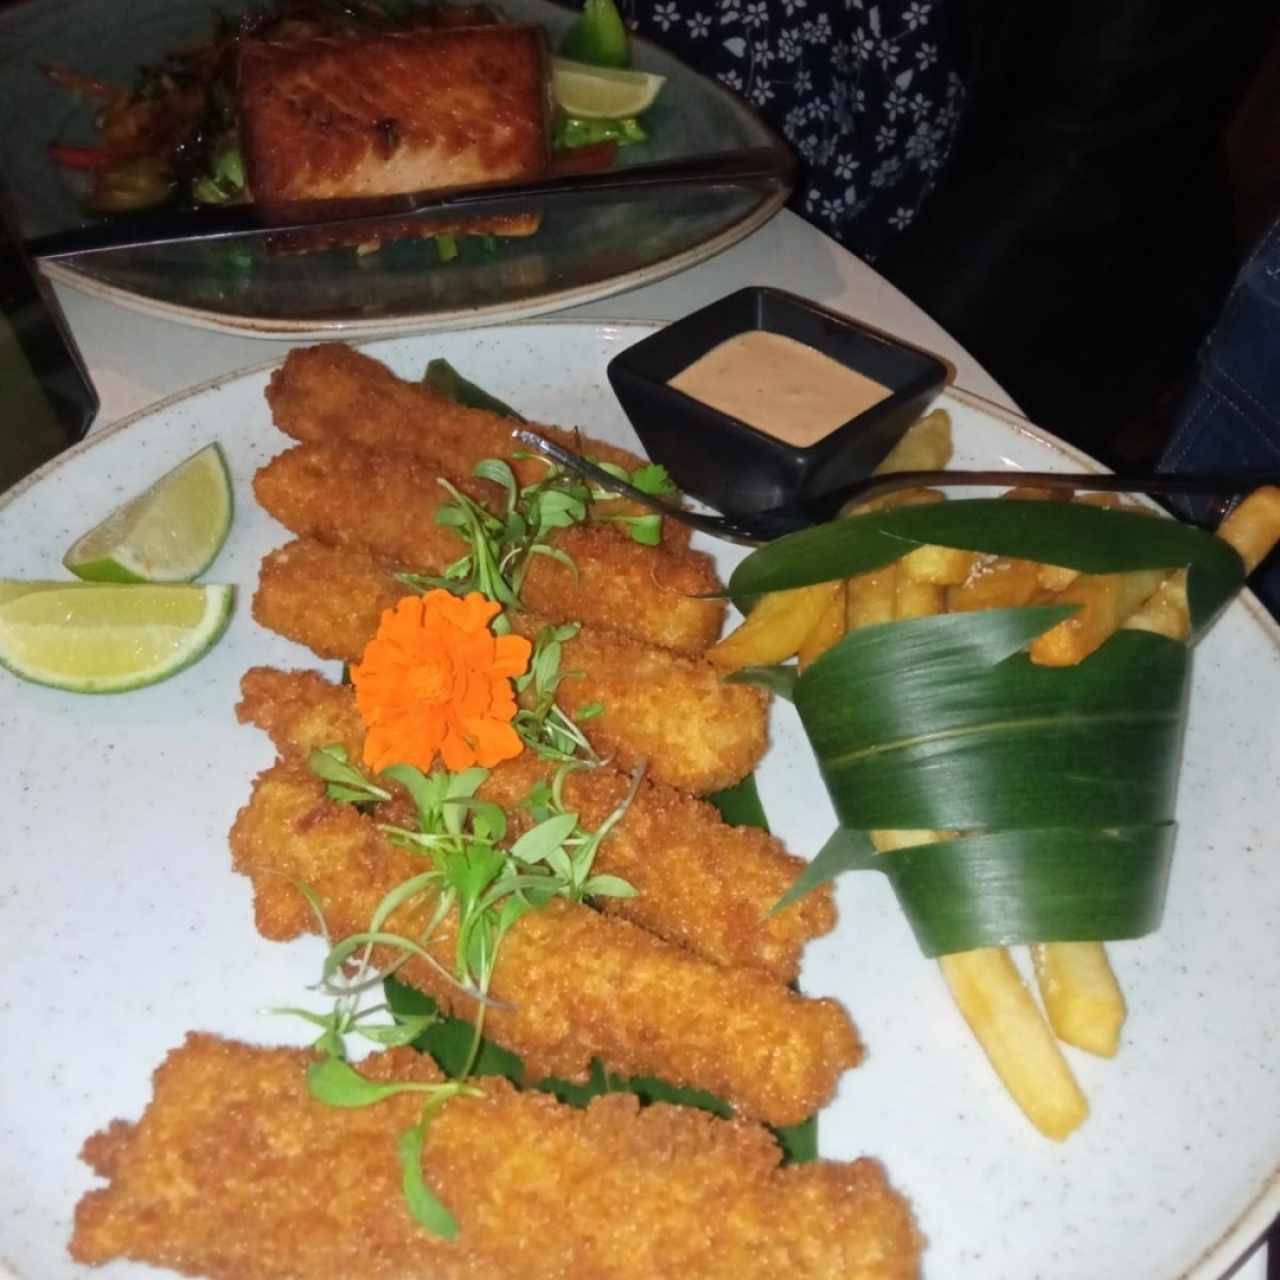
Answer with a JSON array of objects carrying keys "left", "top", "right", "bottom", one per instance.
[{"left": 0, "top": 323, "right": 1277, "bottom": 1280}]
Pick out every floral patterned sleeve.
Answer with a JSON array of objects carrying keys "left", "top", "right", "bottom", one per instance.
[{"left": 621, "top": 0, "right": 967, "bottom": 262}]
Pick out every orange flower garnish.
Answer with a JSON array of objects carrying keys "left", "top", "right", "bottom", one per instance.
[{"left": 351, "top": 590, "right": 532, "bottom": 774}]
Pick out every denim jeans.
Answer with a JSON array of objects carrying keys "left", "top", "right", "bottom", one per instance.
[{"left": 1160, "top": 216, "right": 1280, "bottom": 618}]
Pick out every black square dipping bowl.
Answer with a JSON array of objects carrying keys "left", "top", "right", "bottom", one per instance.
[{"left": 606, "top": 287, "right": 951, "bottom": 530}]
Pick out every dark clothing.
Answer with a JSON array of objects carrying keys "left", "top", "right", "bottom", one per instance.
[
  {"left": 623, "top": 0, "right": 968, "bottom": 262},
  {"left": 1161, "top": 215, "right": 1280, "bottom": 618}
]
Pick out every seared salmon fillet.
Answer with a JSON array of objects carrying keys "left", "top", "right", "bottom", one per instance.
[
  {"left": 237, "top": 25, "right": 550, "bottom": 243},
  {"left": 228, "top": 761, "right": 863, "bottom": 1127},
  {"left": 237, "top": 666, "right": 832, "bottom": 981},
  {"left": 72, "top": 1036, "right": 923, "bottom": 1279},
  {"left": 238, "top": 25, "right": 551, "bottom": 199}
]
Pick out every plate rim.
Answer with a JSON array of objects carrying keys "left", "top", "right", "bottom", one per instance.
[
  {"left": 36, "top": 190, "right": 788, "bottom": 340},
  {"left": 1, "top": 319, "right": 1276, "bottom": 1280}
]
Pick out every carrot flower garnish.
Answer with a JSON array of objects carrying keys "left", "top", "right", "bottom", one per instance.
[{"left": 351, "top": 590, "right": 532, "bottom": 774}]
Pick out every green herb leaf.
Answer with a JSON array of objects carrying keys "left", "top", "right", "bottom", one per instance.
[
  {"left": 630, "top": 463, "right": 678, "bottom": 496},
  {"left": 398, "top": 1121, "right": 459, "bottom": 1239},
  {"left": 355, "top": 1013, "right": 439, "bottom": 1048},
  {"left": 511, "top": 812, "right": 579, "bottom": 863},
  {"left": 580, "top": 873, "right": 638, "bottom": 898},
  {"left": 306, "top": 1057, "right": 441, "bottom": 1108},
  {"left": 308, "top": 745, "right": 391, "bottom": 803},
  {"left": 623, "top": 514, "right": 663, "bottom": 546},
  {"left": 554, "top": 115, "right": 647, "bottom": 149},
  {"left": 474, "top": 459, "right": 518, "bottom": 513}
]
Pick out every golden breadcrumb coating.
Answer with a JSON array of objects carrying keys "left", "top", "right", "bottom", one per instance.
[
  {"left": 228, "top": 762, "right": 862, "bottom": 1127},
  {"left": 72, "top": 1035, "right": 923, "bottom": 1279},
  {"left": 237, "top": 666, "right": 834, "bottom": 981},
  {"left": 251, "top": 539, "right": 767, "bottom": 795},
  {"left": 263, "top": 343, "right": 691, "bottom": 549},
  {"left": 252, "top": 441, "right": 723, "bottom": 655}
]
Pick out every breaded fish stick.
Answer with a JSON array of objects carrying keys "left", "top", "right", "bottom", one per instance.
[
  {"left": 252, "top": 539, "right": 767, "bottom": 795},
  {"left": 253, "top": 441, "right": 723, "bottom": 654},
  {"left": 238, "top": 667, "right": 832, "bottom": 981},
  {"left": 72, "top": 1035, "right": 922, "bottom": 1280},
  {"left": 264, "top": 343, "right": 692, "bottom": 548},
  {"left": 229, "top": 762, "right": 862, "bottom": 1126}
]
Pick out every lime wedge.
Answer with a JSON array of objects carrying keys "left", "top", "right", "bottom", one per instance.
[
  {"left": 551, "top": 58, "right": 666, "bottom": 120},
  {"left": 559, "top": 0, "right": 631, "bottom": 68},
  {"left": 63, "top": 442, "right": 232, "bottom": 583},
  {"left": 0, "top": 581, "right": 234, "bottom": 693}
]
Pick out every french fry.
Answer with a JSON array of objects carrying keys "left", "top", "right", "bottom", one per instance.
[
  {"left": 1123, "top": 570, "right": 1191, "bottom": 641},
  {"left": 1124, "top": 486, "right": 1280, "bottom": 644},
  {"left": 1218, "top": 485, "right": 1280, "bottom": 572},
  {"left": 1032, "top": 941, "right": 1126, "bottom": 1058},
  {"left": 870, "top": 829, "right": 1089, "bottom": 1141},
  {"left": 846, "top": 564, "right": 898, "bottom": 629},
  {"left": 797, "top": 581, "right": 848, "bottom": 670},
  {"left": 1036, "top": 562, "right": 1079, "bottom": 594},
  {"left": 873, "top": 408, "right": 954, "bottom": 475},
  {"left": 942, "top": 947, "right": 1090, "bottom": 1139},
  {"left": 895, "top": 576, "right": 944, "bottom": 620},
  {"left": 947, "top": 554, "right": 1042, "bottom": 612},
  {"left": 900, "top": 542, "right": 975, "bottom": 586},
  {"left": 1003, "top": 486, "right": 1074, "bottom": 504},
  {"left": 706, "top": 581, "right": 841, "bottom": 674},
  {"left": 1029, "top": 568, "right": 1168, "bottom": 666}
]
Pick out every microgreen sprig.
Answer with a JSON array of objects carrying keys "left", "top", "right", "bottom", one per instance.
[
  {"left": 587, "top": 459, "right": 679, "bottom": 547},
  {"left": 282, "top": 748, "right": 642, "bottom": 1238},
  {"left": 512, "top": 622, "right": 604, "bottom": 765},
  {"left": 396, "top": 454, "right": 678, "bottom": 609}
]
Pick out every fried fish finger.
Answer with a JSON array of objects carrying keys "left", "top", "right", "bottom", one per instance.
[
  {"left": 264, "top": 343, "right": 691, "bottom": 548},
  {"left": 228, "top": 762, "right": 862, "bottom": 1127},
  {"left": 252, "top": 539, "right": 766, "bottom": 795},
  {"left": 238, "top": 666, "right": 832, "bottom": 981},
  {"left": 253, "top": 441, "right": 723, "bottom": 654},
  {"left": 72, "top": 1035, "right": 922, "bottom": 1279}
]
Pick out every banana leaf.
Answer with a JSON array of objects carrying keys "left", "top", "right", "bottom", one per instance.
[{"left": 728, "top": 500, "right": 1247, "bottom": 956}]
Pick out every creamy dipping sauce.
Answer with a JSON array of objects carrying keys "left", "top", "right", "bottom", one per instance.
[{"left": 667, "top": 330, "right": 892, "bottom": 447}]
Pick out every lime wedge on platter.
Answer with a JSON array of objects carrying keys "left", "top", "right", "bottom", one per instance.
[
  {"left": 63, "top": 441, "right": 232, "bottom": 583},
  {"left": 559, "top": 0, "right": 632, "bottom": 67},
  {"left": 551, "top": 58, "right": 666, "bottom": 119},
  {"left": 0, "top": 580, "right": 234, "bottom": 693}
]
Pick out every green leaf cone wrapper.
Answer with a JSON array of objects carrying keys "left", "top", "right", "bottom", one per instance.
[{"left": 731, "top": 500, "right": 1246, "bottom": 957}]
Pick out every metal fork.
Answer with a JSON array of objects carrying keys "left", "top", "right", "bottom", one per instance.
[{"left": 513, "top": 430, "right": 1280, "bottom": 546}]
